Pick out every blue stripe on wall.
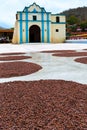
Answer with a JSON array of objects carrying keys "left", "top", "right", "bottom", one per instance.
[
  {"left": 20, "top": 13, "right": 22, "bottom": 43},
  {"left": 47, "top": 14, "right": 50, "bottom": 43},
  {"left": 41, "top": 12, "right": 44, "bottom": 43},
  {"left": 26, "top": 11, "right": 28, "bottom": 43}
]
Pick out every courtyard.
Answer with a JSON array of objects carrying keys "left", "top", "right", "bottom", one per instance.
[{"left": 0, "top": 43, "right": 87, "bottom": 129}]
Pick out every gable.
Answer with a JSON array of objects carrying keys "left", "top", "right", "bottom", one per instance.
[{"left": 23, "top": 3, "right": 46, "bottom": 13}]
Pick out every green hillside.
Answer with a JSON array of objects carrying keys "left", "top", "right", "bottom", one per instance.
[{"left": 60, "top": 6, "right": 87, "bottom": 22}]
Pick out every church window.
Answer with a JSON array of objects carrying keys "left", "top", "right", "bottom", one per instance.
[
  {"left": 33, "top": 16, "right": 37, "bottom": 21},
  {"left": 56, "top": 29, "right": 59, "bottom": 32},
  {"left": 56, "top": 16, "right": 59, "bottom": 22}
]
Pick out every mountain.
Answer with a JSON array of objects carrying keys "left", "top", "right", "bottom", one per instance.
[{"left": 60, "top": 7, "right": 87, "bottom": 22}]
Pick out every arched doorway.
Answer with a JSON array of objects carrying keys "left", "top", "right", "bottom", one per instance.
[{"left": 29, "top": 25, "right": 41, "bottom": 42}]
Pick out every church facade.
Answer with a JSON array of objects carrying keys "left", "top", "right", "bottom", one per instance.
[{"left": 12, "top": 3, "right": 66, "bottom": 44}]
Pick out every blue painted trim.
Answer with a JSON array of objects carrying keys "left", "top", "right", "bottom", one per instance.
[
  {"left": 18, "top": 11, "right": 51, "bottom": 14},
  {"left": 32, "top": 8, "right": 37, "bottom": 13},
  {"left": 41, "top": 12, "right": 44, "bottom": 42},
  {"left": 51, "top": 22, "right": 66, "bottom": 24},
  {"left": 47, "top": 14, "right": 50, "bottom": 43},
  {"left": 26, "top": 10, "right": 29, "bottom": 43},
  {"left": 18, "top": 20, "right": 51, "bottom": 22},
  {"left": 20, "top": 13, "right": 22, "bottom": 43},
  {"left": 22, "top": 3, "right": 47, "bottom": 13},
  {"left": 23, "top": 7, "right": 27, "bottom": 12}
]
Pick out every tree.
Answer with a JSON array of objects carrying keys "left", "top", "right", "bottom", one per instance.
[
  {"left": 80, "top": 21, "right": 87, "bottom": 31},
  {"left": 67, "top": 15, "right": 79, "bottom": 25}
]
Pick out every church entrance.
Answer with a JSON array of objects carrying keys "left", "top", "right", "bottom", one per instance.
[{"left": 29, "top": 25, "right": 41, "bottom": 43}]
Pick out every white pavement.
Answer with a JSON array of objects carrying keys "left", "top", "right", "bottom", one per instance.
[
  {"left": 0, "top": 43, "right": 87, "bottom": 53},
  {"left": 0, "top": 43, "right": 87, "bottom": 84}
]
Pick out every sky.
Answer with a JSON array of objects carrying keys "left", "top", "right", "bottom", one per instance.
[{"left": 0, "top": 0, "right": 87, "bottom": 28}]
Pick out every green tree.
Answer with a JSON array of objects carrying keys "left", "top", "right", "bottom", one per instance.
[
  {"left": 80, "top": 21, "right": 87, "bottom": 31},
  {"left": 67, "top": 15, "right": 79, "bottom": 25}
]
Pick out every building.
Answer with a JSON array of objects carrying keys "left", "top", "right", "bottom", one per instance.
[
  {"left": 12, "top": 3, "right": 66, "bottom": 44},
  {"left": 0, "top": 29, "right": 13, "bottom": 43}
]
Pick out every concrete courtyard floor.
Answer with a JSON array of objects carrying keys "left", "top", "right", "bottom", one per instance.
[{"left": 0, "top": 43, "right": 87, "bottom": 84}]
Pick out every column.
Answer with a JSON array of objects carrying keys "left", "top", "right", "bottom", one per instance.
[
  {"left": 26, "top": 9, "right": 29, "bottom": 43},
  {"left": 47, "top": 13, "right": 50, "bottom": 43},
  {"left": 41, "top": 12, "right": 44, "bottom": 43},
  {"left": 20, "top": 12, "right": 23, "bottom": 43}
]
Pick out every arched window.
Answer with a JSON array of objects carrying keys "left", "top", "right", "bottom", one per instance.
[{"left": 56, "top": 16, "right": 59, "bottom": 22}]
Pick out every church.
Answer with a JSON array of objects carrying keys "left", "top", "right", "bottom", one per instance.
[{"left": 12, "top": 3, "right": 66, "bottom": 44}]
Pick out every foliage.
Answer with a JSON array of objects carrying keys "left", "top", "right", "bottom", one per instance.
[
  {"left": 80, "top": 21, "right": 87, "bottom": 31},
  {"left": 67, "top": 15, "right": 79, "bottom": 25}
]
